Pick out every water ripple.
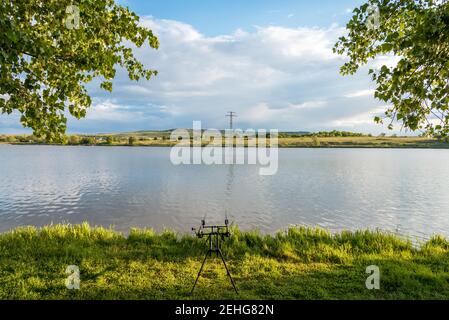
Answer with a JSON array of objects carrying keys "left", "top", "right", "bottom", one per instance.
[{"left": 1, "top": 145, "right": 449, "bottom": 238}]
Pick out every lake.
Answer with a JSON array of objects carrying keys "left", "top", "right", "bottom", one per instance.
[{"left": 1, "top": 145, "right": 449, "bottom": 239}]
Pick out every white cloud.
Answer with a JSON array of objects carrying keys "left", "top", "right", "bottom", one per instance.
[
  {"left": 77, "top": 17, "right": 398, "bottom": 134},
  {"left": 331, "top": 106, "right": 388, "bottom": 127},
  {"left": 86, "top": 100, "right": 138, "bottom": 121},
  {"left": 288, "top": 101, "right": 327, "bottom": 110},
  {"left": 240, "top": 100, "right": 328, "bottom": 127},
  {"left": 344, "top": 89, "right": 375, "bottom": 98},
  {"left": 1, "top": 17, "right": 404, "bottom": 135},
  {"left": 372, "top": 55, "right": 402, "bottom": 70}
]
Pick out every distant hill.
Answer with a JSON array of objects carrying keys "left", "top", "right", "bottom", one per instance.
[
  {"left": 104, "top": 130, "right": 311, "bottom": 137},
  {"left": 280, "top": 131, "right": 311, "bottom": 136}
]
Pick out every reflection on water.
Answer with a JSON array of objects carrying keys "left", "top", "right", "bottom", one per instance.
[{"left": 1, "top": 145, "right": 449, "bottom": 238}]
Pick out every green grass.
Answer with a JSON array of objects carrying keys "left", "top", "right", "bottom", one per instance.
[
  {"left": 1, "top": 223, "right": 449, "bottom": 300},
  {"left": 278, "top": 136, "right": 449, "bottom": 148}
]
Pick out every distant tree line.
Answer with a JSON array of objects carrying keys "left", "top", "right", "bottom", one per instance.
[
  {"left": 4, "top": 131, "right": 447, "bottom": 145},
  {"left": 307, "top": 131, "right": 371, "bottom": 138},
  {"left": 0, "top": 134, "right": 113, "bottom": 145},
  {"left": 0, "top": 134, "right": 170, "bottom": 146},
  {"left": 0, "top": 135, "right": 45, "bottom": 143}
]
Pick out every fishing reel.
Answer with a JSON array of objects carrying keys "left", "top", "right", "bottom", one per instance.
[{"left": 192, "top": 215, "right": 232, "bottom": 240}]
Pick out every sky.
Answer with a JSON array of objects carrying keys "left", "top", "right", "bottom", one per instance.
[{"left": 1, "top": 0, "right": 405, "bottom": 135}]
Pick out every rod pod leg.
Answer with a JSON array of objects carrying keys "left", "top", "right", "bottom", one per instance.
[
  {"left": 218, "top": 249, "right": 238, "bottom": 294},
  {"left": 190, "top": 250, "right": 210, "bottom": 295}
]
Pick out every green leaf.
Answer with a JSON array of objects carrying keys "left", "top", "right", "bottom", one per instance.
[{"left": 0, "top": 0, "right": 159, "bottom": 142}]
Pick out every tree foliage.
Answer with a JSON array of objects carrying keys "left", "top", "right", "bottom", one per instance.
[
  {"left": 311, "top": 130, "right": 371, "bottom": 137},
  {"left": 335, "top": 0, "right": 449, "bottom": 137},
  {"left": 0, "top": 0, "right": 159, "bottom": 141}
]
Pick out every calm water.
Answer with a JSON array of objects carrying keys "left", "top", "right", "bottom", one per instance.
[{"left": 1, "top": 145, "right": 449, "bottom": 238}]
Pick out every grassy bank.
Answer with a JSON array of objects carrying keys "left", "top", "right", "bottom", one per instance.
[{"left": 1, "top": 224, "right": 449, "bottom": 300}]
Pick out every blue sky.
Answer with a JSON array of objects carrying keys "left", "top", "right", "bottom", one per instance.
[
  {"left": 1, "top": 0, "right": 403, "bottom": 135},
  {"left": 118, "top": 0, "right": 365, "bottom": 35}
]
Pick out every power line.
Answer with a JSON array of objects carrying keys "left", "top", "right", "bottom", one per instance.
[{"left": 226, "top": 112, "right": 237, "bottom": 130}]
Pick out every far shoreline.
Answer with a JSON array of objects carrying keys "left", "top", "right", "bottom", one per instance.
[
  {"left": 2, "top": 136, "right": 449, "bottom": 150},
  {"left": 2, "top": 131, "right": 449, "bottom": 149}
]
